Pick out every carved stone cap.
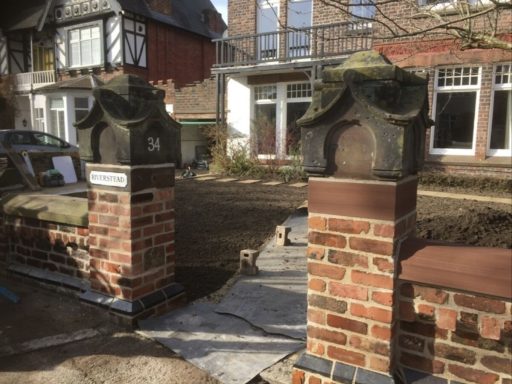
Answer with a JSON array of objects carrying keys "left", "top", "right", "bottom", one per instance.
[
  {"left": 92, "top": 75, "right": 165, "bottom": 123},
  {"left": 298, "top": 50, "right": 429, "bottom": 127}
]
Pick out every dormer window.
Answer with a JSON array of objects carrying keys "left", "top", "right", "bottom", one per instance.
[{"left": 69, "top": 25, "right": 102, "bottom": 67}]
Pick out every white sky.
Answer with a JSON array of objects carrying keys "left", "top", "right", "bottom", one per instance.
[{"left": 211, "top": 0, "right": 228, "bottom": 23}]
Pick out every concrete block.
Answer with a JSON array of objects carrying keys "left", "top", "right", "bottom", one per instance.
[
  {"left": 275, "top": 225, "right": 291, "bottom": 246},
  {"left": 240, "top": 249, "right": 259, "bottom": 275}
]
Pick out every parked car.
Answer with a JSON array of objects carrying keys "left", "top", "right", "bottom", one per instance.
[{"left": 0, "top": 130, "right": 78, "bottom": 155}]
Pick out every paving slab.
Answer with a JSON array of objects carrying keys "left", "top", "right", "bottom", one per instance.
[
  {"left": 138, "top": 210, "right": 308, "bottom": 384},
  {"left": 288, "top": 182, "right": 308, "bottom": 188},
  {"left": 195, "top": 176, "right": 218, "bottom": 181},
  {"left": 262, "top": 181, "right": 284, "bottom": 186},
  {"left": 238, "top": 179, "right": 261, "bottom": 184},
  {"left": 139, "top": 303, "right": 303, "bottom": 384},
  {"left": 216, "top": 178, "right": 238, "bottom": 183},
  {"left": 216, "top": 210, "right": 308, "bottom": 340}
]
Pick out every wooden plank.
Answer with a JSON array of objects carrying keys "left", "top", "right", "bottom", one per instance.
[{"left": 0, "top": 141, "right": 40, "bottom": 191}]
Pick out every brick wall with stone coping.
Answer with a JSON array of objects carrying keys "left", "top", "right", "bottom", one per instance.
[
  {"left": 293, "top": 177, "right": 512, "bottom": 384},
  {"left": 397, "top": 282, "right": 511, "bottom": 383},
  {"left": 0, "top": 214, "right": 89, "bottom": 281}
]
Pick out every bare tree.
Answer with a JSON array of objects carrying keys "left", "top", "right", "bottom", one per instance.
[{"left": 316, "top": 0, "right": 512, "bottom": 50}]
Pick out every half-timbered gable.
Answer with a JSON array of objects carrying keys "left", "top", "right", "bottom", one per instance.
[{"left": 0, "top": 0, "right": 226, "bottom": 166}]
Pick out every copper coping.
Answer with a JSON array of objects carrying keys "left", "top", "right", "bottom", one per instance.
[
  {"left": 399, "top": 238, "right": 512, "bottom": 300},
  {"left": 308, "top": 176, "right": 418, "bottom": 221}
]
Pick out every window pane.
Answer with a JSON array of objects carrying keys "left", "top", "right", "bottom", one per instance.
[
  {"left": 70, "top": 30, "right": 79, "bottom": 42},
  {"left": 49, "top": 110, "right": 59, "bottom": 137},
  {"left": 75, "top": 109, "right": 89, "bottom": 122},
  {"left": 58, "top": 110, "right": 66, "bottom": 139},
  {"left": 91, "top": 26, "right": 100, "bottom": 39},
  {"left": 286, "top": 102, "right": 309, "bottom": 154},
  {"left": 434, "top": 92, "right": 476, "bottom": 149},
  {"left": 92, "top": 37, "right": 101, "bottom": 64},
  {"left": 50, "top": 98, "right": 64, "bottom": 109},
  {"left": 75, "top": 97, "right": 89, "bottom": 109},
  {"left": 254, "top": 104, "right": 276, "bottom": 155},
  {"left": 81, "top": 40, "right": 92, "bottom": 65},
  {"left": 81, "top": 28, "right": 91, "bottom": 40},
  {"left": 257, "top": 1, "right": 278, "bottom": 59},
  {"left": 350, "top": 0, "right": 376, "bottom": 19},
  {"left": 70, "top": 42, "right": 80, "bottom": 66},
  {"left": 490, "top": 90, "right": 511, "bottom": 150}
]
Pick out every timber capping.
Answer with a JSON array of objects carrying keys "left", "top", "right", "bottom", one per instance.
[{"left": 399, "top": 237, "right": 512, "bottom": 300}]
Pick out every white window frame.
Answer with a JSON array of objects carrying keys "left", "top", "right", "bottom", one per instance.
[
  {"left": 48, "top": 97, "right": 67, "bottom": 141},
  {"left": 430, "top": 65, "right": 481, "bottom": 156},
  {"left": 74, "top": 96, "right": 91, "bottom": 122},
  {"left": 253, "top": 81, "right": 311, "bottom": 159},
  {"left": 487, "top": 63, "right": 512, "bottom": 157},
  {"left": 67, "top": 23, "right": 103, "bottom": 68},
  {"left": 33, "top": 107, "right": 45, "bottom": 132}
]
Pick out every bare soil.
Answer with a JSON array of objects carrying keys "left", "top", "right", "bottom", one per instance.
[
  {"left": 0, "top": 176, "right": 510, "bottom": 384},
  {"left": 174, "top": 177, "right": 512, "bottom": 302}
]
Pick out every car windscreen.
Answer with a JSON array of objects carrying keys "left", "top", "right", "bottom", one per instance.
[{"left": 32, "top": 132, "right": 69, "bottom": 148}]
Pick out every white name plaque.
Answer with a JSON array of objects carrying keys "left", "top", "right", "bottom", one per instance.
[{"left": 89, "top": 171, "right": 128, "bottom": 188}]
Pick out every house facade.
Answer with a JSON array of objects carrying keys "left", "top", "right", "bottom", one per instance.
[
  {"left": 214, "top": 0, "right": 371, "bottom": 161},
  {"left": 0, "top": 0, "right": 225, "bottom": 165},
  {"left": 213, "top": 0, "right": 511, "bottom": 178}
]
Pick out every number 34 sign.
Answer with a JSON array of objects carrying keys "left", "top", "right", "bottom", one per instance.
[{"left": 147, "top": 137, "right": 160, "bottom": 152}]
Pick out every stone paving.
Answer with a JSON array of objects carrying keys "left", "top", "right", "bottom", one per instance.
[{"left": 139, "top": 209, "right": 308, "bottom": 384}]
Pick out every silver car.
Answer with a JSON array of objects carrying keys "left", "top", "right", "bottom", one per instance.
[{"left": 0, "top": 130, "right": 78, "bottom": 154}]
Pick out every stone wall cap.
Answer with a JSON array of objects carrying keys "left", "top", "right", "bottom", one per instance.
[{"left": 0, "top": 194, "right": 88, "bottom": 227}]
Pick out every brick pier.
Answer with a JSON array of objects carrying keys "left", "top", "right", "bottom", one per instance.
[{"left": 80, "top": 163, "right": 185, "bottom": 323}]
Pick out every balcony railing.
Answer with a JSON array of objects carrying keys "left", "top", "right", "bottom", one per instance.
[
  {"left": 14, "top": 70, "right": 56, "bottom": 92},
  {"left": 214, "top": 22, "right": 373, "bottom": 69}
]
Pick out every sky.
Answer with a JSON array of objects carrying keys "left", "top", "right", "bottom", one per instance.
[{"left": 211, "top": 0, "right": 228, "bottom": 23}]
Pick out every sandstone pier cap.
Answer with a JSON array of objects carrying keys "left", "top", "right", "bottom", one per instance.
[
  {"left": 76, "top": 74, "right": 180, "bottom": 166},
  {"left": 299, "top": 50, "right": 431, "bottom": 180}
]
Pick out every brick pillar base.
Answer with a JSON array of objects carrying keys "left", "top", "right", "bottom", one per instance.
[
  {"left": 293, "top": 176, "right": 418, "bottom": 384},
  {"left": 80, "top": 163, "right": 185, "bottom": 324}
]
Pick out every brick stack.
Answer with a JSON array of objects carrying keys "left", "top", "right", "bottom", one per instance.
[
  {"left": 83, "top": 163, "right": 185, "bottom": 322},
  {"left": 398, "top": 283, "right": 512, "bottom": 383},
  {"left": 293, "top": 176, "right": 418, "bottom": 384}
]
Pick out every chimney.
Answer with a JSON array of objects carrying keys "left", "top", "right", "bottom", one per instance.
[{"left": 146, "top": 0, "right": 172, "bottom": 16}]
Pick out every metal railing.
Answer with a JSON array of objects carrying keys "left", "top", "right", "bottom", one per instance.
[
  {"left": 214, "top": 22, "right": 373, "bottom": 68},
  {"left": 14, "top": 70, "right": 56, "bottom": 92}
]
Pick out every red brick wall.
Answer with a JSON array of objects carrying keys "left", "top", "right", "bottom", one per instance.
[
  {"left": 398, "top": 283, "right": 511, "bottom": 383},
  {"left": 149, "top": 77, "right": 217, "bottom": 120},
  {"left": 1, "top": 216, "right": 89, "bottom": 280},
  {"left": 146, "top": 21, "right": 216, "bottom": 87},
  {"left": 88, "top": 186, "right": 176, "bottom": 301},
  {"left": 296, "top": 177, "right": 511, "bottom": 383}
]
